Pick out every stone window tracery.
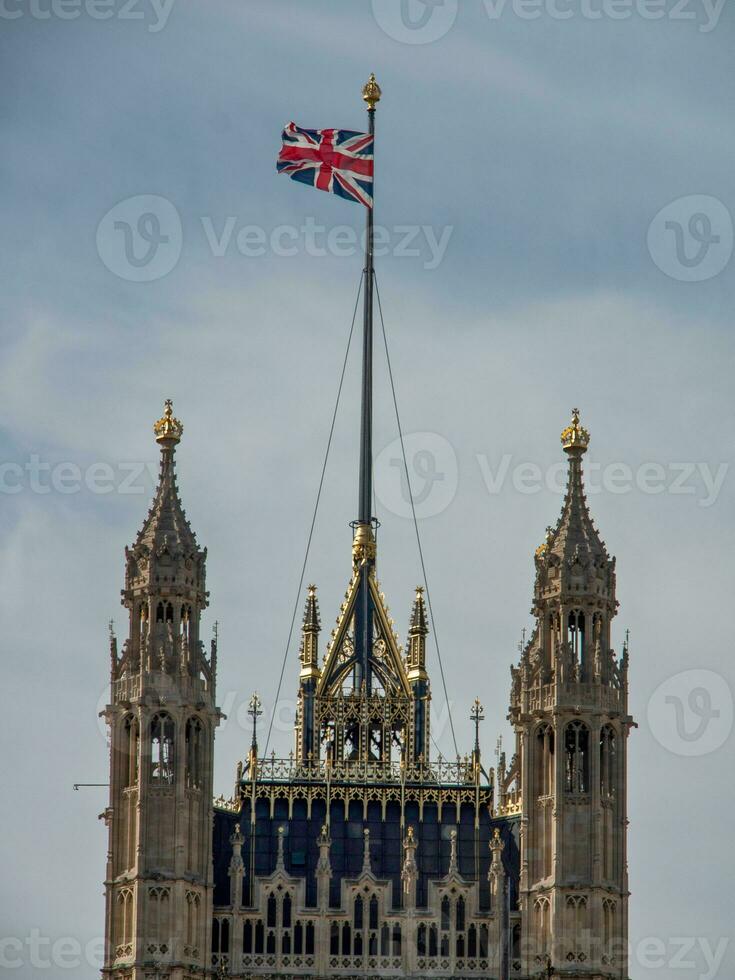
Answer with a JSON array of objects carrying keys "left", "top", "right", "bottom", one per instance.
[
  {"left": 150, "top": 713, "right": 175, "bottom": 784},
  {"left": 567, "top": 610, "right": 586, "bottom": 672},
  {"left": 114, "top": 887, "right": 134, "bottom": 957}
]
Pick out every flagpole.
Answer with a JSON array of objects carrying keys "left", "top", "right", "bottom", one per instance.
[{"left": 354, "top": 73, "right": 381, "bottom": 701}]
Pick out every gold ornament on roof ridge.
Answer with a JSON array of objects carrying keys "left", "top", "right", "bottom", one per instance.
[
  {"left": 362, "top": 73, "right": 382, "bottom": 110},
  {"left": 154, "top": 399, "right": 183, "bottom": 445},
  {"left": 560, "top": 407, "right": 590, "bottom": 453}
]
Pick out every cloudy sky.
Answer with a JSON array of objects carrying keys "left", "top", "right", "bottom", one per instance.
[{"left": 2, "top": 1, "right": 734, "bottom": 977}]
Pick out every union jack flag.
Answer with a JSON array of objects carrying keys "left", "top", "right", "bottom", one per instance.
[{"left": 277, "top": 122, "right": 374, "bottom": 208}]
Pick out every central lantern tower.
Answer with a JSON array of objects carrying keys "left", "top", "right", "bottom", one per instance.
[{"left": 295, "top": 566, "right": 431, "bottom": 769}]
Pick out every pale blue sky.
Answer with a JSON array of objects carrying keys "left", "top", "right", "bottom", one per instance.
[{"left": 2, "top": 2, "right": 734, "bottom": 978}]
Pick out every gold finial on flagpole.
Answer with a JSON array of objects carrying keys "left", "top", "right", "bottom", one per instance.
[{"left": 362, "top": 73, "right": 381, "bottom": 110}]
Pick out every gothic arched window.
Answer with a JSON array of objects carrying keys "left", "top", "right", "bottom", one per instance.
[
  {"left": 116, "top": 887, "right": 133, "bottom": 948},
  {"left": 211, "top": 915, "right": 228, "bottom": 954},
  {"left": 535, "top": 723, "right": 554, "bottom": 798},
  {"left": 185, "top": 891, "right": 199, "bottom": 948},
  {"left": 603, "top": 899, "right": 617, "bottom": 960},
  {"left": 600, "top": 724, "right": 617, "bottom": 797},
  {"left": 123, "top": 715, "right": 139, "bottom": 787},
  {"left": 180, "top": 604, "right": 191, "bottom": 638},
  {"left": 567, "top": 609, "right": 586, "bottom": 670},
  {"left": 220, "top": 918, "right": 229, "bottom": 954},
  {"left": 185, "top": 717, "right": 203, "bottom": 789},
  {"left": 456, "top": 895, "right": 466, "bottom": 932},
  {"left": 369, "top": 894, "right": 379, "bottom": 931},
  {"left": 564, "top": 720, "right": 589, "bottom": 794},
  {"left": 441, "top": 895, "right": 451, "bottom": 931},
  {"left": 150, "top": 714, "right": 174, "bottom": 783}
]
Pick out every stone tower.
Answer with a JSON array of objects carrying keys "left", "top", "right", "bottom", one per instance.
[
  {"left": 102, "top": 401, "right": 220, "bottom": 980},
  {"left": 508, "top": 410, "right": 633, "bottom": 979}
]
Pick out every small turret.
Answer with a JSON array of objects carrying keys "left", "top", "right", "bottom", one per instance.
[
  {"left": 406, "top": 586, "right": 431, "bottom": 763},
  {"left": 120, "top": 400, "right": 209, "bottom": 684},
  {"left": 299, "top": 585, "right": 321, "bottom": 679},
  {"left": 295, "top": 585, "right": 321, "bottom": 764},
  {"left": 406, "top": 586, "right": 428, "bottom": 682},
  {"left": 527, "top": 409, "right": 619, "bottom": 689},
  {"left": 533, "top": 408, "right": 615, "bottom": 614}
]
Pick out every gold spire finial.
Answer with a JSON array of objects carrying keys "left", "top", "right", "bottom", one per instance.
[
  {"left": 153, "top": 399, "right": 183, "bottom": 446},
  {"left": 362, "top": 73, "right": 381, "bottom": 110},
  {"left": 352, "top": 522, "right": 376, "bottom": 565},
  {"left": 560, "top": 407, "right": 590, "bottom": 454}
]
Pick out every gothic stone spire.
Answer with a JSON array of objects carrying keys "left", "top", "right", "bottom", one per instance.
[
  {"left": 133, "top": 399, "right": 199, "bottom": 556},
  {"left": 532, "top": 408, "right": 616, "bottom": 615},
  {"left": 119, "top": 401, "right": 209, "bottom": 681}
]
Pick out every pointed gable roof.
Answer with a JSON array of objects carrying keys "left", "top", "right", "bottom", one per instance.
[{"left": 316, "top": 569, "right": 411, "bottom": 699}]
